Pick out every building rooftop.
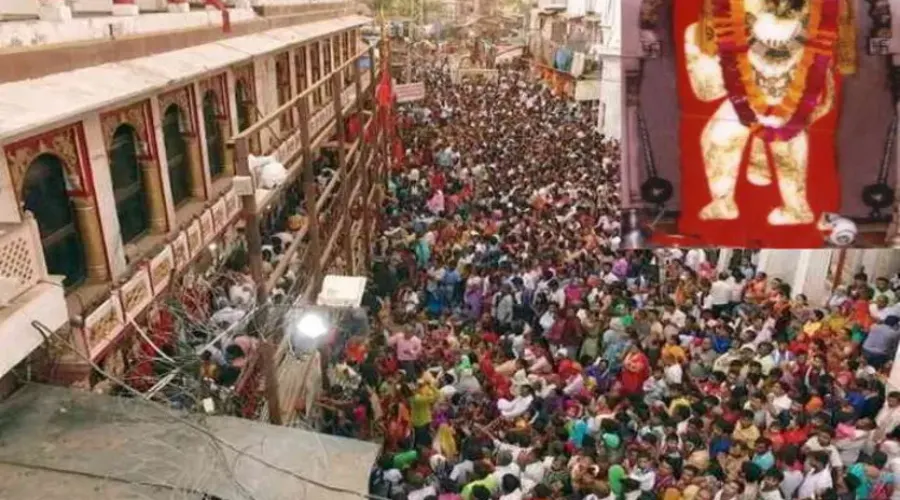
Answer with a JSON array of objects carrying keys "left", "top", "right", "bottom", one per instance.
[
  {"left": 0, "top": 384, "right": 380, "bottom": 500},
  {"left": 0, "top": 14, "right": 369, "bottom": 142}
]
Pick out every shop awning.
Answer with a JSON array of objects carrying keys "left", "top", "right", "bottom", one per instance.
[
  {"left": 0, "top": 15, "right": 370, "bottom": 143},
  {"left": 0, "top": 384, "right": 381, "bottom": 500}
]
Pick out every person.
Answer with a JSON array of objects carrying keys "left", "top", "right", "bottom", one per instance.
[
  {"left": 797, "top": 451, "right": 833, "bottom": 499},
  {"left": 862, "top": 316, "right": 900, "bottom": 369},
  {"left": 389, "top": 326, "right": 423, "bottom": 380}
]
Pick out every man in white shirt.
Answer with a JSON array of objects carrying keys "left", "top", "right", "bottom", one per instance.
[
  {"left": 684, "top": 248, "right": 707, "bottom": 272},
  {"left": 662, "top": 303, "right": 687, "bottom": 329},
  {"left": 796, "top": 452, "right": 832, "bottom": 499},
  {"left": 709, "top": 272, "right": 733, "bottom": 315},
  {"left": 803, "top": 430, "right": 844, "bottom": 470}
]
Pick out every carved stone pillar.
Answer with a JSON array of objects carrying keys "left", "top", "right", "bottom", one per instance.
[
  {"left": 38, "top": 0, "right": 72, "bottom": 21},
  {"left": 140, "top": 159, "right": 168, "bottom": 233},
  {"left": 219, "top": 117, "right": 234, "bottom": 176},
  {"left": 71, "top": 197, "right": 109, "bottom": 282},
  {"left": 184, "top": 134, "right": 207, "bottom": 199}
]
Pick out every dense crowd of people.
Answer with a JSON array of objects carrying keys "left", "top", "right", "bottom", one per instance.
[{"left": 313, "top": 57, "right": 900, "bottom": 500}]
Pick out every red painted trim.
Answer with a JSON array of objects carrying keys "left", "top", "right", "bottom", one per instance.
[
  {"left": 112, "top": 0, "right": 136, "bottom": 4},
  {"left": 3, "top": 123, "right": 93, "bottom": 198},
  {"left": 99, "top": 100, "right": 157, "bottom": 161}
]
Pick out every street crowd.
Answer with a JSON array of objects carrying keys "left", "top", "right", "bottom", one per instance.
[{"left": 314, "top": 58, "right": 900, "bottom": 500}]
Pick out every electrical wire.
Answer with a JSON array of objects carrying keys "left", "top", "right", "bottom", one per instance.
[{"left": 30, "top": 320, "right": 390, "bottom": 500}]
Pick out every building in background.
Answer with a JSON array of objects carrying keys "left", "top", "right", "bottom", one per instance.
[
  {"left": 525, "top": 0, "right": 617, "bottom": 130},
  {"left": 0, "top": 0, "right": 378, "bottom": 392}
]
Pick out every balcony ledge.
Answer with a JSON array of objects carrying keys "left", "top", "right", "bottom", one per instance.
[{"left": 0, "top": 276, "right": 68, "bottom": 378}]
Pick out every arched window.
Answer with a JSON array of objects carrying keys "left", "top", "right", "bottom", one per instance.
[
  {"left": 235, "top": 80, "right": 251, "bottom": 132},
  {"left": 163, "top": 104, "right": 191, "bottom": 206},
  {"left": 109, "top": 125, "right": 149, "bottom": 243},
  {"left": 203, "top": 91, "right": 225, "bottom": 179},
  {"left": 22, "top": 154, "right": 86, "bottom": 288}
]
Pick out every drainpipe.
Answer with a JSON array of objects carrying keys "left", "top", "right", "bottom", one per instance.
[{"left": 204, "top": 0, "right": 231, "bottom": 32}]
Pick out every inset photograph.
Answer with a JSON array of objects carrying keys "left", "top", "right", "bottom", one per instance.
[{"left": 622, "top": 0, "right": 899, "bottom": 248}]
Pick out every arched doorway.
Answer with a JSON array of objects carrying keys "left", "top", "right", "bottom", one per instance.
[
  {"left": 162, "top": 104, "right": 191, "bottom": 206},
  {"left": 22, "top": 154, "right": 86, "bottom": 288},
  {"left": 109, "top": 125, "right": 149, "bottom": 243},
  {"left": 202, "top": 91, "right": 225, "bottom": 179}
]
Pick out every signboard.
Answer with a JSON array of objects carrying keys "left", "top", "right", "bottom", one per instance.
[
  {"left": 494, "top": 46, "right": 524, "bottom": 64},
  {"left": 395, "top": 82, "right": 426, "bottom": 103},
  {"left": 574, "top": 79, "right": 601, "bottom": 101},
  {"left": 316, "top": 275, "right": 368, "bottom": 308}
]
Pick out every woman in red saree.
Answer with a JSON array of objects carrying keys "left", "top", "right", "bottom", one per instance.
[{"left": 619, "top": 345, "right": 650, "bottom": 397}]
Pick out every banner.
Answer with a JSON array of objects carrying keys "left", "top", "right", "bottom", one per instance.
[
  {"left": 395, "top": 82, "right": 426, "bottom": 103},
  {"left": 673, "top": 0, "right": 843, "bottom": 247}
]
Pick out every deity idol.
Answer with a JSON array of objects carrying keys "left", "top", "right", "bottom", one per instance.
[{"left": 683, "top": 0, "right": 855, "bottom": 226}]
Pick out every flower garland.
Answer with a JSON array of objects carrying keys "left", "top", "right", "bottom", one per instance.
[{"left": 712, "top": 0, "right": 840, "bottom": 142}]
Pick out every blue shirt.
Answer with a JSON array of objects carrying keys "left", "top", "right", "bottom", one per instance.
[{"left": 709, "top": 436, "right": 732, "bottom": 458}]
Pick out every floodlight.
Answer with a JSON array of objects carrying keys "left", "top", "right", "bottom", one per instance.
[{"left": 284, "top": 308, "right": 331, "bottom": 356}]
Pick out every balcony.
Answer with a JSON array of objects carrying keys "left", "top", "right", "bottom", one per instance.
[{"left": 0, "top": 213, "right": 68, "bottom": 377}]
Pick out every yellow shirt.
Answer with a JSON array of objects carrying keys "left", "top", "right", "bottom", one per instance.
[{"left": 410, "top": 385, "right": 439, "bottom": 428}]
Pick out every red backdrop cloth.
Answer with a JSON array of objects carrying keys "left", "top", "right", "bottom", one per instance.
[{"left": 673, "top": 2, "right": 842, "bottom": 248}]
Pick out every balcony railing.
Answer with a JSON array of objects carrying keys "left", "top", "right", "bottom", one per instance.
[
  {"left": 0, "top": 213, "right": 47, "bottom": 306},
  {"left": 232, "top": 42, "right": 386, "bottom": 307}
]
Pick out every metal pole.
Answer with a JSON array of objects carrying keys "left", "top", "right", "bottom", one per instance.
[
  {"left": 331, "top": 72, "right": 354, "bottom": 274},
  {"left": 354, "top": 52, "right": 373, "bottom": 272},
  {"left": 234, "top": 137, "right": 267, "bottom": 303},
  {"left": 300, "top": 93, "right": 322, "bottom": 294},
  {"left": 259, "top": 341, "right": 283, "bottom": 425}
]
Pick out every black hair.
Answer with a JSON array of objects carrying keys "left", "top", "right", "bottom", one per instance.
[{"left": 501, "top": 474, "right": 521, "bottom": 493}]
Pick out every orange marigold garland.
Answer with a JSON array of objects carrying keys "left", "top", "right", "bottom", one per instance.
[{"left": 712, "top": 0, "right": 840, "bottom": 141}]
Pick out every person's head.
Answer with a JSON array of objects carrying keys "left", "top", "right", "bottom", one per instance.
[
  {"left": 742, "top": 461, "right": 763, "bottom": 483},
  {"left": 501, "top": 474, "right": 520, "bottom": 494},
  {"left": 815, "top": 426, "right": 834, "bottom": 447},
  {"left": 729, "top": 441, "right": 747, "bottom": 459},
  {"left": 888, "top": 391, "right": 900, "bottom": 408},
  {"left": 471, "top": 485, "right": 491, "bottom": 500},
  {"left": 755, "top": 437, "right": 771, "bottom": 455},
  {"left": 807, "top": 450, "right": 829, "bottom": 471},
  {"left": 763, "top": 468, "right": 784, "bottom": 490}
]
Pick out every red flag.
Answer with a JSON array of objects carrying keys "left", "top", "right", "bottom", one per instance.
[
  {"left": 345, "top": 114, "right": 361, "bottom": 141},
  {"left": 375, "top": 62, "right": 393, "bottom": 108},
  {"left": 364, "top": 118, "right": 377, "bottom": 143}
]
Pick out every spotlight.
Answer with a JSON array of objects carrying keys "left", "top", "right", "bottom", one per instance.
[{"left": 285, "top": 308, "right": 330, "bottom": 355}]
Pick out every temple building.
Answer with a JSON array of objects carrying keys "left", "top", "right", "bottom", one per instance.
[{"left": 0, "top": 0, "right": 382, "bottom": 392}]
